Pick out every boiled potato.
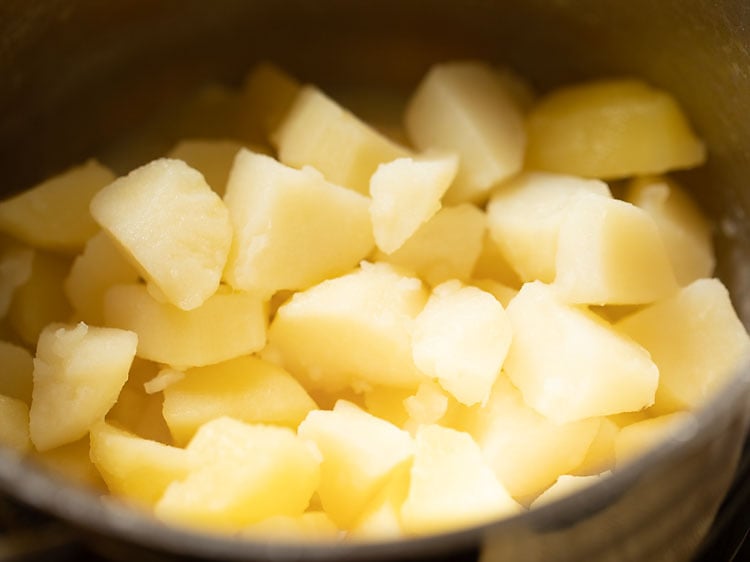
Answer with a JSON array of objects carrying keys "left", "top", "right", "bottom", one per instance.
[
  {"left": 615, "top": 412, "right": 694, "bottom": 465},
  {"left": 167, "top": 139, "right": 245, "bottom": 196},
  {"left": 0, "top": 235, "right": 33, "bottom": 318},
  {"left": 0, "top": 394, "right": 30, "bottom": 453}
]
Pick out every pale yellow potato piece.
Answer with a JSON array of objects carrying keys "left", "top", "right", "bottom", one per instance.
[
  {"left": 90, "top": 421, "right": 191, "bottom": 506},
  {"left": 526, "top": 79, "right": 706, "bottom": 179},
  {"left": 471, "top": 232, "right": 520, "bottom": 289},
  {"left": 242, "top": 61, "right": 302, "bottom": 137},
  {"left": 363, "top": 386, "right": 412, "bottom": 428},
  {"left": 617, "top": 278, "right": 750, "bottom": 413},
  {"left": 403, "top": 381, "right": 450, "bottom": 432},
  {"left": 65, "top": 231, "right": 140, "bottom": 326},
  {"left": 400, "top": 424, "right": 520, "bottom": 535},
  {"left": 90, "top": 158, "right": 232, "bottom": 311},
  {"left": 615, "top": 412, "right": 693, "bottom": 465},
  {"left": 412, "top": 281, "right": 511, "bottom": 406},
  {"left": 0, "top": 160, "right": 115, "bottom": 252},
  {"left": 470, "top": 279, "right": 518, "bottom": 309},
  {"left": 486, "top": 172, "right": 611, "bottom": 283},
  {"left": 243, "top": 512, "right": 340, "bottom": 542},
  {"left": 570, "top": 418, "right": 619, "bottom": 476},
  {"left": 0, "top": 394, "right": 30, "bottom": 453},
  {"left": 466, "top": 376, "right": 600, "bottom": 499},
  {"left": 350, "top": 461, "right": 411, "bottom": 540},
  {"left": 0, "top": 235, "right": 33, "bottom": 318},
  {"left": 144, "top": 368, "right": 184, "bottom": 395},
  {"left": 297, "top": 400, "right": 414, "bottom": 528},
  {"left": 162, "top": 355, "right": 317, "bottom": 446},
  {"left": 30, "top": 323, "right": 137, "bottom": 451},
  {"left": 167, "top": 139, "right": 245, "bottom": 196},
  {"left": 532, "top": 473, "right": 609, "bottom": 508},
  {"left": 34, "top": 436, "right": 105, "bottom": 490},
  {"left": 504, "top": 282, "right": 658, "bottom": 423},
  {"left": 269, "top": 262, "right": 428, "bottom": 391},
  {"left": 8, "top": 251, "right": 72, "bottom": 346},
  {"left": 0, "top": 340, "right": 33, "bottom": 403},
  {"left": 274, "top": 86, "right": 410, "bottom": 195},
  {"left": 626, "top": 176, "right": 715, "bottom": 285},
  {"left": 370, "top": 153, "right": 457, "bottom": 254},
  {"left": 104, "top": 283, "right": 266, "bottom": 369},
  {"left": 223, "top": 150, "right": 374, "bottom": 297},
  {"left": 156, "top": 417, "right": 320, "bottom": 532},
  {"left": 378, "top": 204, "right": 486, "bottom": 287},
  {"left": 553, "top": 194, "right": 678, "bottom": 305},
  {"left": 405, "top": 60, "right": 526, "bottom": 204}
]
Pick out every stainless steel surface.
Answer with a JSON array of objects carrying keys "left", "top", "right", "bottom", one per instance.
[{"left": 1, "top": 1, "right": 750, "bottom": 560}]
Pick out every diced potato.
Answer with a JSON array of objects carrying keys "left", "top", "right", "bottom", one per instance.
[
  {"left": 553, "top": 194, "right": 678, "bottom": 305},
  {"left": 363, "top": 386, "right": 412, "bottom": 428},
  {"left": 144, "top": 368, "right": 184, "bottom": 394},
  {"left": 616, "top": 278, "right": 750, "bottom": 412},
  {"left": 570, "top": 418, "right": 619, "bottom": 476},
  {"left": 471, "top": 232, "right": 520, "bottom": 289},
  {"left": 104, "top": 283, "right": 266, "bottom": 368},
  {"left": 626, "top": 176, "right": 715, "bottom": 285},
  {"left": 8, "top": 251, "right": 72, "bottom": 346},
  {"left": 466, "top": 376, "right": 600, "bottom": 499},
  {"left": 65, "top": 231, "right": 140, "bottom": 326},
  {"left": 525, "top": 79, "right": 706, "bottom": 179},
  {"left": 470, "top": 279, "right": 518, "bottom": 309},
  {"left": 90, "top": 158, "right": 232, "bottom": 311},
  {"left": 0, "top": 340, "right": 33, "bottom": 403},
  {"left": 403, "top": 381, "right": 450, "bottom": 432},
  {"left": 504, "top": 282, "right": 658, "bottom": 423},
  {"left": 167, "top": 139, "right": 245, "bottom": 196},
  {"left": 0, "top": 394, "right": 30, "bottom": 453},
  {"left": 0, "top": 235, "right": 33, "bottom": 318},
  {"left": 34, "top": 436, "right": 105, "bottom": 489},
  {"left": 370, "top": 154, "right": 458, "bottom": 254},
  {"left": 242, "top": 62, "right": 302, "bottom": 137},
  {"left": 162, "top": 355, "right": 317, "bottom": 446},
  {"left": 243, "top": 512, "right": 340, "bottom": 542},
  {"left": 615, "top": 413, "right": 693, "bottom": 465},
  {"left": 269, "top": 262, "right": 428, "bottom": 391},
  {"left": 532, "top": 473, "right": 609, "bottom": 508},
  {"left": 155, "top": 417, "right": 320, "bottom": 532},
  {"left": 275, "top": 87, "right": 411, "bottom": 194},
  {"left": 297, "top": 401, "right": 414, "bottom": 528},
  {"left": 90, "top": 421, "right": 191, "bottom": 506},
  {"left": 223, "top": 151, "right": 374, "bottom": 297},
  {"left": 350, "top": 461, "right": 411, "bottom": 540},
  {"left": 0, "top": 160, "right": 115, "bottom": 252},
  {"left": 486, "top": 172, "right": 611, "bottom": 283},
  {"left": 412, "top": 281, "right": 511, "bottom": 406},
  {"left": 405, "top": 60, "right": 526, "bottom": 204},
  {"left": 378, "top": 204, "right": 486, "bottom": 287},
  {"left": 400, "top": 424, "right": 520, "bottom": 535},
  {"left": 29, "top": 323, "right": 137, "bottom": 451}
]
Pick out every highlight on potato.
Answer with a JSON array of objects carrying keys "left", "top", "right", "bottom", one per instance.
[{"left": 0, "top": 58, "right": 748, "bottom": 542}]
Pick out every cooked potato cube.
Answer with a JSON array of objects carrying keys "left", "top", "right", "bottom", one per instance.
[
  {"left": 403, "top": 381, "right": 450, "bottom": 431},
  {"left": 532, "top": 473, "right": 609, "bottom": 507},
  {"left": 298, "top": 401, "right": 414, "bottom": 528},
  {"left": 104, "top": 283, "right": 266, "bottom": 368},
  {"left": 405, "top": 60, "right": 526, "bottom": 204},
  {"left": 526, "top": 79, "right": 706, "bottom": 179},
  {"left": 162, "top": 355, "right": 317, "bottom": 446},
  {"left": 0, "top": 340, "right": 33, "bottom": 403},
  {"left": 487, "top": 172, "right": 611, "bottom": 283},
  {"left": 504, "top": 282, "right": 658, "bottom": 423},
  {"left": 0, "top": 160, "right": 115, "bottom": 252},
  {"left": 156, "top": 417, "right": 320, "bottom": 532},
  {"left": 167, "top": 139, "right": 245, "bottom": 196},
  {"left": 412, "top": 281, "right": 511, "bottom": 406},
  {"left": 570, "top": 418, "right": 619, "bottom": 476},
  {"left": 470, "top": 279, "right": 518, "bottom": 308},
  {"left": 34, "top": 436, "right": 105, "bottom": 489},
  {"left": 615, "top": 412, "right": 693, "bottom": 465},
  {"left": 90, "top": 158, "right": 232, "bottom": 311},
  {"left": 275, "top": 86, "right": 410, "bottom": 194},
  {"left": 242, "top": 62, "right": 301, "bottom": 137},
  {"left": 269, "top": 262, "right": 428, "bottom": 391},
  {"left": 617, "top": 278, "right": 750, "bottom": 412},
  {"left": 0, "top": 394, "right": 30, "bottom": 453},
  {"left": 350, "top": 461, "right": 411, "bottom": 540},
  {"left": 370, "top": 154, "right": 457, "bottom": 254},
  {"left": 224, "top": 150, "right": 374, "bottom": 297},
  {"left": 0, "top": 235, "right": 33, "bottom": 318},
  {"left": 363, "top": 386, "right": 412, "bottom": 428},
  {"left": 400, "top": 424, "right": 520, "bottom": 535}
]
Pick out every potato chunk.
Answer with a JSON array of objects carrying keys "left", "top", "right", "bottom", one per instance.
[
  {"left": 0, "top": 340, "right": 33, "bottom": 403},
  {"left": 405, "top": 60, "right": 526, "bottom": 203},
  {"left": 504, "top": 282, "right": 658, "bottom": 423},
  {"left": 0, "top": 160, "right": 115, "bottom": 252},
  {"left": 156, "top": 417, "right": 320, "bottom": 532},
  {"left": 400, "top": 425, "right": 520, "bottom": 535},
  {"left": 412, "top": 281, "right": 511, "bottom": 406},
  {"left": 553, "top": 194, "right": 678, "bottom": 305},
  {"left": 90, "top": 158, "right": 232, "bottom": 311},
  {"left": 0, "top": 394, "right": 31, "bottom": 453},
  {"left": 615, "top": 413, "right": 693, "bottom": 465},
  {"left": 104, "top": 283, "right": 266, "bottom": 369},
  {"left": 298, "top": 401, "right": 414, "bottom": 528},
  {"left": 617, "top": 278, "right": 750, "bottom": 412},
  {"left": 223, "top": 150, "right": 374, "bottom": 297},
  {"left": 0, "top": 235, "right": 33, "bottom": 318},
  {"left": 269, "top": 262, "right": 428, "bottom": 391},
  {"left": 275, "top": 87, "right": 410, "bottom": 195},
  {"left": 486, "top": 172, "right": 611, "bottom": 283},
  {"left": 162, "top": 355, "right": 317, "bottom": 446},
  {"left": 29, "top": 323, "right": 137, "bottom": 451},
  {"left": 526, "top": 79, "right": 706, "bottom": 179},
  {"left": 369, "top": 154, "right": 457, "bottom": 254}
]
